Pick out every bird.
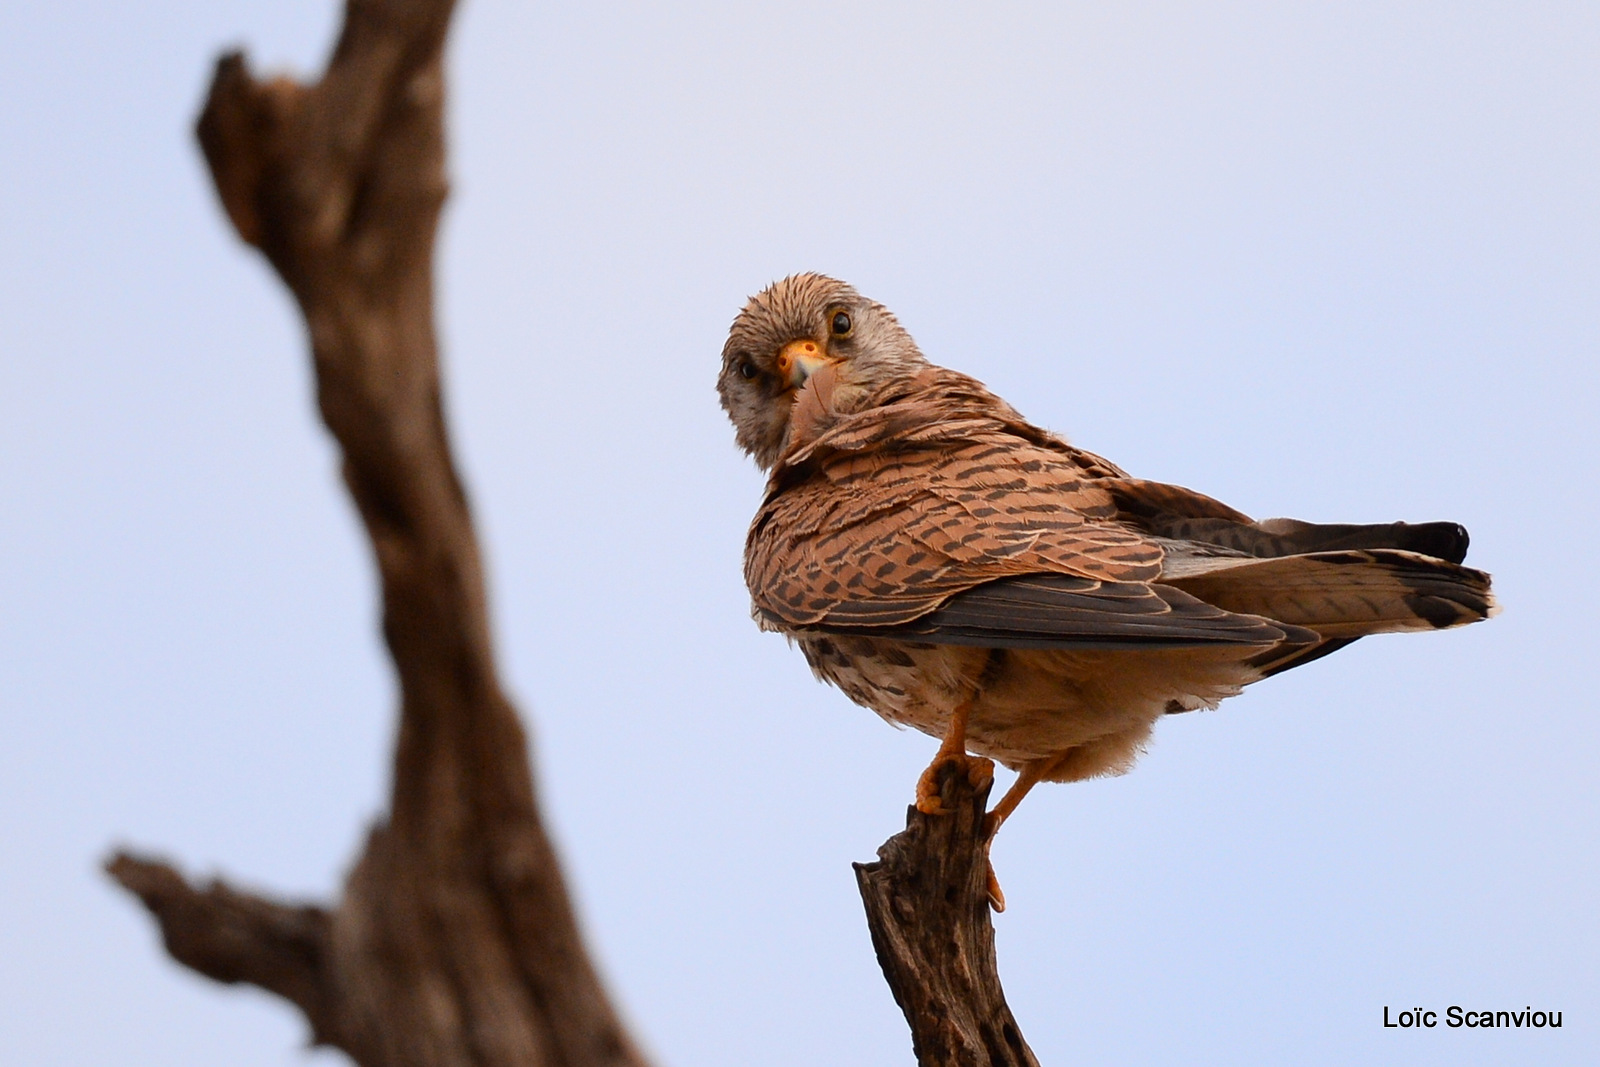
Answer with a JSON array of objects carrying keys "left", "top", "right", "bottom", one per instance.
[{"left": 718, "top": 273, "right": 1494, "bottom": 904}]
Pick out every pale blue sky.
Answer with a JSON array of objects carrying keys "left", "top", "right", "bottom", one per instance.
[{"left": 2, "top": 3, "right": 1596, "bottom": 1064}]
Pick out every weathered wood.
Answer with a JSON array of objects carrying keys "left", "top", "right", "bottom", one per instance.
[
  {"left": 857, "top": 764, "right": 1040, "bottom": 1067},
  {"left": 106, "top": 2, "right": 649, "bottom": 1064}
]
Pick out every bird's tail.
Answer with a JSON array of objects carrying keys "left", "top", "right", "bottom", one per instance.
[{"left": 1163, "top": 549, "right": 1496, "bottom": 640}]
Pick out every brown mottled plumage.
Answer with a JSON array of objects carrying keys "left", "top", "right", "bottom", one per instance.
[{"left": 719, "top": 273, "right": 1494, "bottom": 840}]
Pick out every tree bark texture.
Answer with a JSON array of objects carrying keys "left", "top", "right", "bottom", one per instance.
[
  {"left": 857, "top": 763, "right": 1040, "bottom": 1067},
  {"left": 106, "top": 2, "right": 649, "bottom": 1065}
]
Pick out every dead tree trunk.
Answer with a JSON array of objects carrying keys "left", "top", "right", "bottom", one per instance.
[
  {"left": 857, "top": 764, "right": 1041, "bottom": 1067},
  {"left": 108, "top": 2, "right": 1042, "bottom": 1063},
  {"left": 107, "top": 2, "right": 648, "bottom": 1064}
]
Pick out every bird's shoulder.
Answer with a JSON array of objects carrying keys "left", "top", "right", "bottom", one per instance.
[{"left": 770, "top": 365, "right": 1127, "bottom": 488}]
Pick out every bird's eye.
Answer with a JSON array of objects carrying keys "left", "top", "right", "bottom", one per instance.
[
  {"left": 738, "top": 360, "right": 758, "bottom": 380},
  {"left": 831, "top": 311, "right": 852, "bottom": 335}
]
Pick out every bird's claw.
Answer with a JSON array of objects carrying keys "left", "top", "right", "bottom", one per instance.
[
  {"left": 914, "top": 752, "right": 994, "bottom": 814},
  {"left": 986, "top": 859, "right": 1006, "bottom": 913}
]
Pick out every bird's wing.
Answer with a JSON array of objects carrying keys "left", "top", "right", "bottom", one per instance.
[
  {"left": 747, "top": 370, "right": 1491, "bottom": 652},
  {"left": 1104, "top": 478, "right": 1473, "bottom": 564},
  {"left": 750, "top": 422, "right": 1162, "bottom": 628},
  {"left": 749, "top": 378, "right": 1308, "bottom": 649},
  {"left": 777, "top": 573, "right": 1318, "bottom": 650}
]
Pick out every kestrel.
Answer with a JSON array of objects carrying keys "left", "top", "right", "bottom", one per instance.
[{"left": 718, "top": 273, "right": 1493, "bottom": 902}]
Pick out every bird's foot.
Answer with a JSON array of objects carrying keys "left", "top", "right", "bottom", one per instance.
[{"left": 914, "top": 750, "right": 995, "bottom": 815}]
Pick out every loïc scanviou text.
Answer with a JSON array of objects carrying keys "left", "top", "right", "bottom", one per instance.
[{"left": 1384, "top": 1006, "right": 1562, "bottom": 1029}]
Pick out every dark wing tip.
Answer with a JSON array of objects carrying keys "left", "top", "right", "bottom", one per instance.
[{"left": 1398, "top": 521, "right": 1470, "bottom": 564}]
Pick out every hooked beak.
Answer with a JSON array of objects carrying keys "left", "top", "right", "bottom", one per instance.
[{"left": 775, "top": 339, "right": 837, "bottom": 390}]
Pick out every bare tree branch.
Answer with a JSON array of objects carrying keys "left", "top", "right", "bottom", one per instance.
[
  {"left": 857, "top": 765, "right": 1040, "bottom": 1067},
  {"left": 107, "top": 2, "right": 649, "bottom": 1064},
  {"left": 111, "top": 0, "right": 1047, "bottom": 1061},
  {"left": 106, "top": 852, "right": 339, "bottom": 1042}
]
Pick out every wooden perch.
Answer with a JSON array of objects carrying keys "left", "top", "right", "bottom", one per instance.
[
  {"left": 106, "top": 1, "right": 647, "bottom": 1064},
  {"left": 857, "top": 764, "right": 1040, "bottom": 1067}
]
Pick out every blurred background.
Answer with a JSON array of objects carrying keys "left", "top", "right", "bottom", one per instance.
[{"left": 2, "top": 2, "right": 1595, "bottom": 1064}]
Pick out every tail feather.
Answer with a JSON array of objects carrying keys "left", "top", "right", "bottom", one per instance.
[{"left": 1164, "top": 549, "right": 1495, "bottom": 640}]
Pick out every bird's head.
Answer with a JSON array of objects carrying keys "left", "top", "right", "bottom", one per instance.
[{"left": 718, "top": 273, "right": 927, "bottom": 470}]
